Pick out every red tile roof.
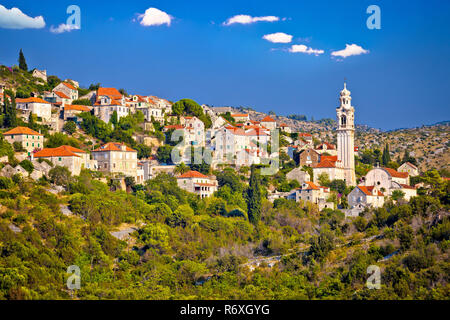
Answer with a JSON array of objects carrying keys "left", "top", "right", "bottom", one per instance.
[
  {"left": 316, "top": 142, "right": 335, "bottom": 150},
  {"left": 313, "top": 159, "right": 336, "bottom": 168},
  {"left": 34, "top": 145, "right": 85, "bottom": 158},
  {"left": 3, "top": 126, "right": 42, "bottom": 136},
  {"left": 97, "top": 87, "right": 122, "bottom": 100},
  {"left": 164, "top": 125, "right": 185, "bottom": 130},
  {"left": 261, "top": 115, "right": 275, "bottom": 122},
  {"left": 383, "top": 167, "right": 409, "bottom": 178},
  {"left": 54, "top": 91, "right": 70, "bottom": 99},
  {"left": 321, "top": 155, "right": 338, "bottom": 163},
  {"left": 178, "top": 170, "right": 208, "bottom": 179},
  {"left": 16, "top": 97, "right": 50, "bottom": 104},
  {"left": 303, "top": 181, "right": 320, "bottom": 190},
  {"left": 400, "top": 184, "right": 416, "bottom": 190},
  {"left": 62, "top": 82, "right": 77, "bottom": 90},
  {"left": 64, "top": 105, "right": 91, "bottom": 112},
  {"left": 93, "top": 142, "right": 136, "bottom": 152},
  {"left": 402, "top": 162, "right": 418, "bottom": 170},
  {"left": 231, "top": 114, "right": 249, "bottom": 118},
  {"left": 358, "top": 185, "right": 384, "bottom": 196}
]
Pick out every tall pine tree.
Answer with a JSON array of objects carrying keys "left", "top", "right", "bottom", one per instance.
[
  {"left": 382, "top": 143, "right": 391, "bottom": 166},
  {"left": 247, "top": 165, "right": 262, "bottom": 225},
  {"left": 19, "top": 49, "right": 28, "bottom": 71},
  {"left": 3, "top": 90, "right": 17, "bottom": 128}
]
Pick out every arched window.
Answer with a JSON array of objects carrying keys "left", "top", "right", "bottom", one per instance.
[{"left": 341, "top": 115, "right": 347, "bottom": 126}]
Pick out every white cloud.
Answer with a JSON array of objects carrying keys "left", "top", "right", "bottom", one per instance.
[
  {"left": 138, "top": 7, "right": 172, "bottom": 27},
  {"left": 0, "top": 5, "right": 45, "bottom": 29},
  {"left": 223, "top": 14, "right": 279, "bottom": 26},
  {"left": 331, "top": 44, "right": 369, "bottom": 58},
  {"left": 288, "top": 44, "right": 324, "bottom": 55},
  {"left": 263, "top": 32, "right": 292, "bottom": 43},
  {"left": 50, "top": 23, "right": 80, "bottom": 34}
]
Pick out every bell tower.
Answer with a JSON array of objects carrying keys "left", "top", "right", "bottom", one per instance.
[{"left": 336, "top": 82, "right": 356, "bottom": 186}]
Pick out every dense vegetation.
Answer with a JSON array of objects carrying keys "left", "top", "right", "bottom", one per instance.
[{"left": 0, "top": 164, "right": 448, "bottom": 300}]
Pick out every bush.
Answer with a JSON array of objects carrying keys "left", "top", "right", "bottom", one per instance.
[{"left": 19, "top": 160, "right": 33, "bottom": 174}]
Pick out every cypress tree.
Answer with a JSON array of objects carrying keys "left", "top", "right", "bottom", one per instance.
[
  {"left": 382, "top": 143, "right": 391, "bottom": 166},
  {"left": 18, "top": 49, "right": 28, "bottom": 71},
  {"left": 247, "top": 165, "right": 262, "bottom": 225}
]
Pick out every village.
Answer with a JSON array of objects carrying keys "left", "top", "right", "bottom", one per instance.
[{"left": 0, "top": 63, "right": 420, "bottom": 217}]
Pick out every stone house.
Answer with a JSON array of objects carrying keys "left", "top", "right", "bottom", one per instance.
[
  {"left": 260, "top": 115, "right": 277, "bottom": 131},
  {"left": 398, "top": 162, "right": 419, "bottom": 177},
  {"left": 3, "top": 126, "right": 44, "bottom": 153},
  {"left": 177, "top": 170, "right": 217, "bottom": 198},
  {"left": 92, "top": 142, "right": 138, "bottom": 178},
  {"left": 33, "top": 145, "right": 94, "bottom": 175},
  {"left": 16, "top": 97, "right": 52, "bottom": 121},
  {"left": 286, "top": 167, "right": 311, "bottom": 184},
  {"left": 52, "top": 82, "right": 78, "bottom": 101}
]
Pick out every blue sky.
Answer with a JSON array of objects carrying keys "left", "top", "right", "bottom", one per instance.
[{"left": 0, "top": 0, "right": 449, "bottom": 130}]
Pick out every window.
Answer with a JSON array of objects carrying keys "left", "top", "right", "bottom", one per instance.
[{"left": 58, "top": 157, "right": 62, "bottom": 161}]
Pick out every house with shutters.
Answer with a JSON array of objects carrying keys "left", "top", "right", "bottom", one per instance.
[
  {"left": 3, "top": 126, "right": 44, "bottom": 153},
  {"left": 315, "top": 142, "right": 337, "bottom": 156},
  {"left": 398, "top": 162, "right": 419, "bottom": 177},
  {"left": 293, "top": 181, "right": 334, "bottom": 210},
  {"left": 260, "top": 115, "right": 277, "bottom": 131},
  {"left": 231, "top": 113, "right": 250, "bottom": 123},
  {"left": 63, "top": 104, "right": 91, "bottom": 122},
  {"left": 348, "top": 185, "right": 385, "bottom": 210},
  {"left": 93, "top": 87, "right": 128, "bottom": 123},
  {"left": 16, "top": 97, "right": 52, "bottom": 121},
  {"left": 176, "top": 170, "right": 217, "bottom": 198},
  {"left": 33, "top": 145, "right": 93, "bottom": 176},
  {"left": 279, "top": 123, "right": 291, "bottom": 133},
  {"left": 92, "top": 142, "right": 138, "bottom": 178},
  {"left": 46, "top": 90, "right": 72, "bottom": 106},
  {"left": 53, "top": 82, "right": 79, "bottom": 101}
]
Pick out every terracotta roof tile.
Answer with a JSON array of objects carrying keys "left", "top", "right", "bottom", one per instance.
[
  {"left": 261, "top": 115, "right": 275, "bottom": 122},
  {"left": 64, "top": 105, "right": 91, "bottom": 112},
  {"left": 54, "top": 91, "right": 70, "bottom": 99},
  {"left": 62, "top": 82, "right": 77, "bottom": 90},
  {"left": 313, "top": 159, "right": 336, "bottom": 168},
  {"left": 383, "top": 167, "right": 409, "bottom": 178},
  {"left": 178, "top": 170, "right": 209, "bottom": 179},
  {"left": 93, "top": 142, "right": 136, "bottom": 152},
  {"left": 34, "top": 145, "right": 84, "bottom": 158},
  {"left": 16, "top": 97, "right": 50, "bottom": 104},
  {"left": 3, "top": 126, "right": 42, "bottom": 136}
]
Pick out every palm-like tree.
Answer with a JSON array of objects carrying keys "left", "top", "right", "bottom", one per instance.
[{"left": 174, "top": 162, "right": 190, "bottom": 175}]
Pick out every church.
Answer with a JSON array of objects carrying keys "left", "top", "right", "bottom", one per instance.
[{"left": 312, "top": 83, "right": 357, "bottom": 186}]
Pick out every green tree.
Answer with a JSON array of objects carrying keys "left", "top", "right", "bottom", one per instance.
[
  {"left": 18, "top": 49, "right": 28, "bottom": 71},
  {"left": 3, "top": 90, "right": 18, "bottom": 128},
  {"left": 49, "top": 166, "right": 72, "bottom": 187},
  {"left": 382, "top": 143, "right": 391, "bottom": 166},
  {"left": 63, "top": 121, "right": 77, "bottom": 135},
  {"left": 174, "top": 162, "right": 190, "bottom": 175},
  {"left": 72, "top": 99, "right": 92, "bottom": 106},
  {"left": 110, "top": 111, "right": 118, "bottom": 126},
  {"left": 247, "top": 165, "right": 262, "bottom": 225},
  {"left": 318, "top": 173, "right": 331, "bottom": 187},
  {"left": 156, "top": 145, "right": 173, "bottom": 164},
  {"left": 391, "top": 190, "right": 405, "bottom": 201},
  {"left": 309, "top": 227, "right": 335, "bottom": 262}
]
